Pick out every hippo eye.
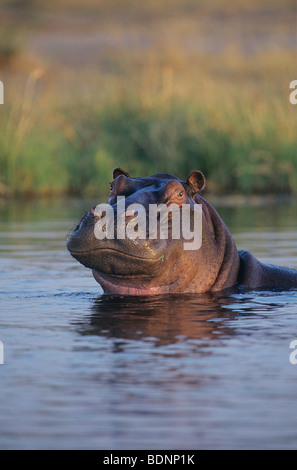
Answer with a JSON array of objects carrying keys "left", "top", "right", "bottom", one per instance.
[{"left": 178, "top": 190, "right": 184, "bottom": 198}]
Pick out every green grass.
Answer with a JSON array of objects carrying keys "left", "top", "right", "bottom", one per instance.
[{"left": 0, "top": 1, "right": 296, "bottom": 197}]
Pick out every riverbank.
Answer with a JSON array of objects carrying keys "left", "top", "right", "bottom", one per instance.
[{"left": 0, "top": 0, "right": 296, "bottom": 197}]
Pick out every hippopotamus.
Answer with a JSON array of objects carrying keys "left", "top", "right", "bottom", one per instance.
[{"left": 67, "top": 168, "right": 297, "bottom": 295}]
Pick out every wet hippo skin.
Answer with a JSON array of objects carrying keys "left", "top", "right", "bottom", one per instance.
[{"left": 67, "top": 168, "right": 297, "bottom": 295}]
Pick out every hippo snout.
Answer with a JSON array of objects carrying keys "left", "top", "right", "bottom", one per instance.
[{"left": 67, "top": 202, "right": 170, "bottom": 278}]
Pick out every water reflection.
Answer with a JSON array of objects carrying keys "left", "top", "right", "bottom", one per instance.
[
  {"left": 73, "top": 286, "right": 297, "bottom": 351},
  {"left": 75, "top": 290, "right": 242, "bottom": 347}
]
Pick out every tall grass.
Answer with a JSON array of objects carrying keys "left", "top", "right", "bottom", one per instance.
[{"left": 0, "top": 13, "right": 296, "bottom": 197}]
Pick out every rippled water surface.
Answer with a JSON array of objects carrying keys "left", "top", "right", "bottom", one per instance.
[{"left": 0, "top": 198, "right": 297, "bottom": 449}]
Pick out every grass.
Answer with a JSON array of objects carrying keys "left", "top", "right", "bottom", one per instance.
[{"left": 0, "top": 0, "right": 296, "bottom": 197}]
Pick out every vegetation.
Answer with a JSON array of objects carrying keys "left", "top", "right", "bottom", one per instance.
[{"left": 0, "top": 0, "right": 296, "bottom": 197}]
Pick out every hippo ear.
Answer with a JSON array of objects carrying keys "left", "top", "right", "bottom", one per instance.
[
  {"left": 186, "top": 170, "right": 206, "bottom": 194},
  {"left": 113, "top": 168, "right": 131, "bottom": 179}
]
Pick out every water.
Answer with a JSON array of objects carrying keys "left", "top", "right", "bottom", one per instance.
[{"left": 0, "top": 197, "right": 297, "bottom": 450}]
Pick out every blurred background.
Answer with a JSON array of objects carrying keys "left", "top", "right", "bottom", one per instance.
[{"left": 0, "top": 0, "right": 296, "bottom": 198}]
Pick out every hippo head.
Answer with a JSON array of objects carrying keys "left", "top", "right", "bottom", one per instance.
[{"left": 67, "top": 168, "right": 239, "bottom": 295}]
